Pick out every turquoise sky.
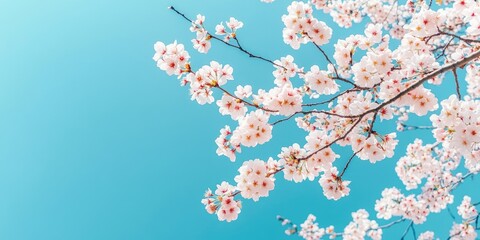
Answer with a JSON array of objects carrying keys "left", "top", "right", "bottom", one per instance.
[{"left": 0, "top": 0, "right": 478, "bottom": 239}]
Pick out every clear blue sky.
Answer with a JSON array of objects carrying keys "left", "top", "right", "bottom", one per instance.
[{"left": 0, "top": 0, "right": 477, "bottom": 239}]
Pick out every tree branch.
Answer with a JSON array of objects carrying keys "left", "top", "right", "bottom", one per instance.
[{"left": 169, "top": 6, "right": 287, "bottom": 70}]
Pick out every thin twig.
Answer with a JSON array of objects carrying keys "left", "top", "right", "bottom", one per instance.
[
  {"left": 272, "top": 113, "right": 300, "bottom": 125},
  {"left": 437, "top": 29, "right": 480, "bottom": 44},
  {"left": 447, "top": 206, "right": 456, "bottom": 220},
  {"left": 400, "top": 221, "right": 414, "bottom": 240},
  {"left": 338, "top": 148, "right": 362, "bottom": 178},
  {"left": 302, "top": 88, "right": 362, "bottom": 107},
  {"left": 452, "top": 68, "right": 461, "bottom": 100},
  {"left": 367, "top": 111, "right": 378, "bottom": 138},
  {"left": 411, "top": 224, "right": 417, "bottom": 240}
]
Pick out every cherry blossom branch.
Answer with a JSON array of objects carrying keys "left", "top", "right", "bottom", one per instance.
[
  {"left": 278, "top": 216, "right": 407, "bottom": 239},
  {"left": 281, "top": 170, "right": 477, "bottom": 239},
  {"left": 234, "top": 47, "right": 480, "bottom": 213},
  {"left": 447, "top": 172, "right": 475, "bottom": 190},
  {"left": 159, "top": 2, "right": 480, "bottom": 236},
  {"left": 349, "top": 48, "right": 480, "bottom": 119},
  {"left": 447, "top": 212, "right": 480, "bottom": 240},
  {"left": 168, "top": 6, "right": 287, "bottom": 70},
  {"left": 214, "top": 85, "right": 278, "bottom": 113},
  {"left": 447, "top": 231, "right": 461, "bottom": 240},
  {"left": 425, "top": 28, "right": 480, "bottom": 45},
  {"left": 295, "top": 49, "right": 480, "bottom": 120},
  {"left": 436, "top": 29, "right": 480, "bottom": 44}
]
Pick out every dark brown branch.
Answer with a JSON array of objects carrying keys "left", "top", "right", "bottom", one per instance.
[
  {"left": 305, "top": 33, "right": 340, "bottom": 76},
  {"left": 267, "top": 167, "right": 285, "bottom": 177},
  {"left": 367, "top": 111, "right": 378, "bottom": 138},
  {"left": 338, "top": 148, "right": 362, "bottom": 179},
  {"left": 272, "top": 113, "right": 300, "bottom": 125},
  {"left": 452, "top": 68, "right": 461, "bottom": 100}
]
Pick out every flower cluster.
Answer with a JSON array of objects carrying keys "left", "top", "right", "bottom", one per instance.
[
  {"left": 457, "top": 196, "right": 478, "bottom": 220},
  {"left": 343, "top": 210, "right": 382, "bottom": 240},
  {"left": 272, "top": 55, "right": 301, "bottom": 86},
  {"left": 281, "top": 1, "right": 332, "bottom": 49},
  {"left": 375, "top": 188, "right": 430, "bottom": 224},
  {"left": 418, "top": 231, "right": 436, "bottom": 240},
  {"left": 319, "top": 167, "right": 351, "bottom": 200},
  {"left": 298, "top": 214, "right": 326, "bottom": 240},
  {"left": 395, "top": 139, "right": 439, "bottom": 190},
  {"left": 186, "top": 61, "right": 234, "bottom": 104},
  {"left": 201, "top": 182, "right": 241, "bottom": 222},
  {"left": 215, "top": 126, "right": 241, "bottom": 162},
  {"left": 304, "top": 65, "right": 339, "bottom": 96},
  {"left": 153, "top": 41, "right": 190, "bottom": 76},
  {"left": 234, "top": 159, "right": 275, "bottom": 201},
  {"left": 449, "top": 196, "right": 479, "bottom": 240},
  {"left": 233, "top": 110, "right": 273, "bottom": 147},
  {"left": 431, "top": 96, "right": 480, "bottom": 172},
  {"left": 215, "top": 17, "right": 244, "bottom": 42},
  {"left": 190, "top": 14, "right": 211, "bottom": 53}
]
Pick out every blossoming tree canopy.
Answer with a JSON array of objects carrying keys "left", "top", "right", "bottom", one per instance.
[{"left": 154, "top": 0, "right": 480, "bottom": 239}]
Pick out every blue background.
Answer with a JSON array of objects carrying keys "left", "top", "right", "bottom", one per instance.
[{"left": 0, "top": 0, "right": 477, "bottom": 239}]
